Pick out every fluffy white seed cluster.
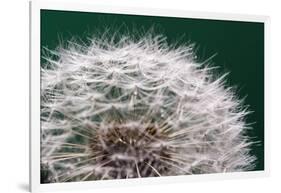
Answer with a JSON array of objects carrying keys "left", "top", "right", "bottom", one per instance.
[{"left": 41, "top": 32, "right": 256, "bottom": 183}]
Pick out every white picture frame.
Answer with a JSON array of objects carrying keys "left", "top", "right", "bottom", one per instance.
[{"left": 29, "top": 0, "right": 270, "bottom": 192}]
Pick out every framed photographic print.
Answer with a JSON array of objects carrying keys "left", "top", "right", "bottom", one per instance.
[{"left": 30, "top": 0, "right": 269, "bottom": 192}]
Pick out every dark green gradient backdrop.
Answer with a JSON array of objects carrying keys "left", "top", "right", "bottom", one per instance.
[{"left": 41, "top": 10, "right": 264, "bottom": 171}]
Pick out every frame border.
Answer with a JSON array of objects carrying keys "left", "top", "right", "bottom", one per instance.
[{"left": 29, "top": 0, "right": 270, "bottom": 192}]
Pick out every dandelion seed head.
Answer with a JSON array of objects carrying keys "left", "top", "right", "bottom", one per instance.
[{"left": 41, "top": 30, "right": 256, "bottom": 183}]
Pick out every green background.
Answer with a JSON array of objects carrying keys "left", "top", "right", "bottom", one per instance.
[{"left": 41, "top": 9, "right": 264, "bottom": 171}]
